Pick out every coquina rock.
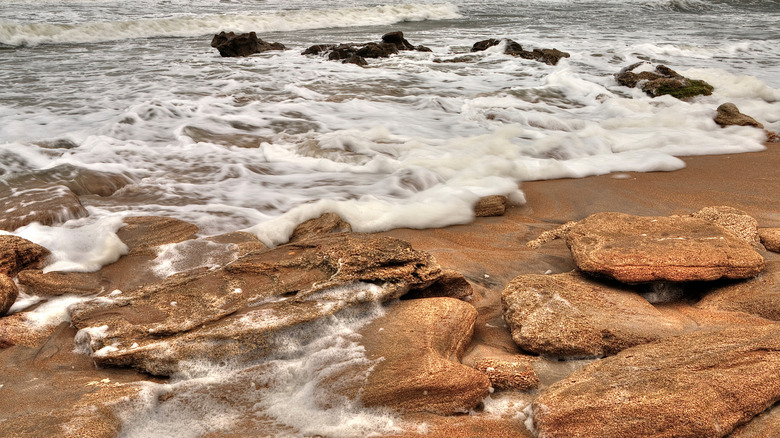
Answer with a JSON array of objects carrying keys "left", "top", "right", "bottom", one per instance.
[
  {"left": 714, "top": 103, "right": 764, "bottom": 129},
  {"left": 328, "top": 298, "right": 491, "bottom": 414},
  {"left": 565, "top": 212, "right": 765, "bottom": 283},
  {"left": 69, "top": 232, "right": 442, "bottom": 375},
  {"left": 729, "top": 403, "right": 780, "bottom": 438},
  {"left": 533, "top": 325, "right": 780, "bottom": 438},
  {"left": 0, "top": 185, "right": 88, "bottom": 231},
  {"left": 0, "top": 235, "right": 50, "bottom": 277},
  {"left": 474, "top": 195, "right": 508, "bottom": 217},
  {"left": 0, "top": 274, "right": 17, "bottom": 316},
  {"left": 696, "top": 261, "right": 780, "bottom": 321},
  {"left": 211, "top": 31, "right": 285, "bottom": 57},
  {"left": 470, "top": 38, "right": 570, "bottom": 65},
  {"left": 289, "top": 212, "right": 352, "bottom": 243},
  {"left": 615, "top": 62, "right": 714, "bottom": 99},
  {"left": 759, "top": 228, "right": 780, "bottom": 253}
]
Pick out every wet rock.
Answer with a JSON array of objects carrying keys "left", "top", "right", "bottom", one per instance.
[
  {"left": 474, "top": 195, "right": 508, "bottom": 217},
  {"left": 382, "top": 31, "right": 431, "bottom": 52},
  {"left": 355, "top": 42, "right": 399, "bottom": 58},
  {"left": 730, "top": 403, "right": 780, "bottom": 438},
  {"left": 0, "top": 185, "right": 88, "bottom": 231},
  {"left": 333, "top": 298, "right": 491, "bottom": 414},
  {"left": 473, "top": 356, "right": 539, "bottom": 391},
  {"left": 17, "top": 270, "right": 105, "bottom": 296},
  {"left": 616, "top": 62, "right": 714, "bottom": 99},
  {"left": 715, "top": 103, "right": 764, "bottom": 129},
  {"left": 303, "top": 31, "right": 430, "bottom": 65},
  {"left": 69, "top": 233, "right": 442, "bottom": 375},
  {"left": 759, "top": 228, "right": 780, "bottom": 253},
  {"left": 210, "top": 31, "right": 285, "bottom": 57},
  {"left": 691, "top": 206, "right": 760, "bottom": 245},
  {"left": 532, "top": 325, "right": 780, "bottom": 438},
  {"left": 502, "top": 271, "right": 687, "bottom": 357},
  {"left": 402, "top": 268, "right": 473, "bottom": 301},
  {"left": 565, "top": 212, "right": 765, "bottom": 283},
  {"left": 2, "top": 164, "right": 133, "bottom": 197},
  {"left": 0, "top": 312, "right": 61, "bottom": 348},
  {"left": 696, "top": 261, "right": 780, "bottom": 321},
  {"left": 289, "top": 212, "right": 352, "bottom": 243},
  {"left": 471, "top": 39, "right": 570, "bottom": 65},
  {"left": 0, "top": 274, "right": 17, "bottom": 316},
  {"left": 0, "top": 235, "right": 50, "bottom": 276},
  {"left": 117, "top": 216, "right": 199, "bottom": 256}
]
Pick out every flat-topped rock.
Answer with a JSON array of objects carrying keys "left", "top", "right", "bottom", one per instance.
[
  {"left": 329, "top": 298, "right": 490, "bottom": 414},
  {"left": 691, "top": 206, "right": 760, "bottom": 245},
  {"left": 69, "top": 233, "right": 442, "bottom": 375},
  {"left": 533, "top": 325, "right": 780, "bottom": 438},
  {"left": 502, "top": 271, "right": 687, "bottom": 357},
  {"left": 565, "top": 212, "right": 765, "bottom": 283},
  {"left": 697, "top": 261, "right": 780, "bottom": 321}
]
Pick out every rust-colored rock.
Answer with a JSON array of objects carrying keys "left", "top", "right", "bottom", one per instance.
[
  {"left": 17, "top": 270, "right": 105, "bottom": 296},
  {"left": 0, "top": 185, "right": 88, "bottom": 231},
  {"left": 289, "top": 212, "right": 352, "bottom": 243},
  {"left": 473, "top": 357, "right": 539, "bottom": 391},
  {"left": 696, "top": 261, "right": 780, "bottom": 321},
  {"left": 759, "top": 228, "right": 780, "bottom": 253},
  {"left": 402, "top": 268, "right": 473, "bottom": 301},
  {"left": 117, "top": 216, "right": 199, "bottom": 256},
  {"left": 0, "top": 274, "right": 17, "bottom": 316},
  {"left": 533, "top": 325, "right": 780, "bottom": 438},
  {"left": 502, "top": 271, "right": 686, "bottom": 357},
  {"left": 0, "top": 235, "right": 50, "bottom": 276},
  {"left": 730, "top": 403, "right": 780, "bottom": 438},
  {"left": 692, "top": 206, "right": 760, "bottom": 245},
  {"left": 714, "top": 103, "right": 764, "bottom": 129},
  {"left": 69, "top": 233, "right": 442, "bottom": 375},
  {"left": 474, "top": 195, "right": 508, "bottom": 217},
  {"left": 565, "top": 212, "right": 765, "bottom": 283},
  {"left": 331, "top": 298, "right": 491, "bottom": 414}
]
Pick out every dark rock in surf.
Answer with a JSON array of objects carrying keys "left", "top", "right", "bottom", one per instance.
[
  {"left": 302, "top": 31, "right": 431, "bottom": 65},
  {"left": 471, "top": 38, "right": 570, "bottom": 65},
  {"left": 211, "top": 31, "right": 285, "bottom": 57},
  {"left": 714, "top": 102, "right": 764, "bottom": 129},
  {"left": 615, "top": 62, "right": 714, "bottom": 99},
  {"left": 474, "top": 195, "right": 508, "bottom": 217},
  {"left": 382, "top": 31, "right": 432, "bottom": 52}
]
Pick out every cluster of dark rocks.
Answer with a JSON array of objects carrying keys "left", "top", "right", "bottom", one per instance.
[
  {"left": 301, "top": 31, "right": 432, "bottom": 66},
  {"left": 469, "top": 38, "right": 570, "bottom": 65},
  {"left": 615, "top": 61, "right": 714, "bottom": 99}
]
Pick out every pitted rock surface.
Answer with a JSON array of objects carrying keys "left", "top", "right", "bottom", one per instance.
[
  {"left": 533, "top": 325, "right": 780, "bottom": 438},
  {"left": 697, "top": 261, "right": 780, "bottom": 321},
  {"left": 69, "top": 232, "right": 442, "bottom": 375},
  {"left": 565, "top": 212, "right": 765, "bottom": 283},
  {"left": 759, "top": 228, "right": 780, "bottom": 253}
]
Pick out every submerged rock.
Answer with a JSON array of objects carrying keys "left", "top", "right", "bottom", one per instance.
[
  {"left": 532, "top": 325, "right": 780, "bottom": 438},
  {"left": 302, "top": 31, "right": 431, "bottom": 65},
  {"left": 69, "top": 232, "right": 442, "bottom": 375},
  {"left": 565, "top": 212, "right": 765, "bottom": 283},
  {"left": 0, "top": 185, "right": 88, "bottom": 231},
  {"left": 289, "top": 212, "right": 352, "bottom": 243},
  {"left": 211, "top": 31, "right": 285, "bottom": 57},
  {"left": 470, "top": 38, "right": 570, "bottom": 65},
  {"left": 615, "top": 62, "right": 714, "bottom": 99},
  {"left": 715, "top": 103, "right": 764, "bottom": 129},
  {"left": 331, "top": 298, "right": 491, "bottom": 414}
]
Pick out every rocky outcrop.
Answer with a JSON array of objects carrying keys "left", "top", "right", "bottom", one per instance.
[
  {"left": 470, "top": 39, "right": 570, "bottom": 65},
  {"left": 615, "top": 62, "right": 714, "bottom": 99},
  {"left": 759, "top": 228, "right": 780, "bottom": 253},
  {"left": 210, "top": 31, "right": 285, "bottom": 57},
  {"left": 289, "top": 212, "right": 352, "bottom": 243},
  {"left": 69, "top": 232, "right": 442, "bottom": 375},
  {"left": 691, "top": 206, "right": 760, "bottom": 245},
  {"left": 402, "top": 268, "right": 473, "bottom": 301},
  {"left": 0, "top": 185, "right": 88, "bottom": 231},
  {"left": 330, "top": 298, "right": 491, "bottom": 414},
  {"left": 533, "top": 325, "right": 780, "bottom": 438},
  {"left": 502, "top": 271, "right": 686, "bottom": 357},
  {"left": 473, "top": 356, "right": 539, "bottom": 390},
  {"left": 696, "top": 261, "right": 780, "bottom": 321},
  {"left": 0, "top": 235, "right": 50, "bottom": 276},
  {"left": 715, "top": 103, "right": 764, "bottom": 129},
  {"left": 474, "top": 195, "right": 508, "bottom": 217},
  {"left": 302, "top": 31, "right": 431, "bottom": 66},
  {"left": 0, "top": 274, "right": 17, "bottom": 316},
  {"left": 565, "top": 212, "right": 765, "bottom": 283}
]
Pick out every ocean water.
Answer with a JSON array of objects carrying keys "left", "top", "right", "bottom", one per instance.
[{"left": 2, "top": 0, "right": 779, "bottom": 435}]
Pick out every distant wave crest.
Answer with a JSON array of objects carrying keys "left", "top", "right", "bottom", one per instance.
[{"left": 0, "top": 3, "right": 461, "bottom": 46}]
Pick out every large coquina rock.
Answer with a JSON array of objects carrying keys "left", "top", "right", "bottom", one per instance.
[
  {"left": 0, "top": 185, "right": 88, "bottom": 231},
  {"left": 565, "top": 212, "right": 765, "bottom": 283},
  {"left": 211, "top": 31, "right": 285, "bottom": 57},
  {"left": 69, "top": 233, "right": 442, "bottom": 375},
  {"left": 0, "top": 235, "right": 50, "bottom": 277},
  {"left": 697, "top": 261, "right": 780, "bottom": 321},
  {"left": 326, "top": 298, "right": 490, "bottom": 414},
  {"left": 502, "top": 272, "right": 686, "bottom": 357},
  {"left": 532, "top": 325, "right": 780, "bottom": 438},
  {"left": 615, "top": 62, "right": 714, "bottom": 99}
]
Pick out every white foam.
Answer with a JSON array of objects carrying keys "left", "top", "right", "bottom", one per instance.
[
  {"left": 13, "top": 216, "right": 128, "bottom": 273},
  {"left": 12, "top": 294, "right": 93, "bottom": 327}
]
